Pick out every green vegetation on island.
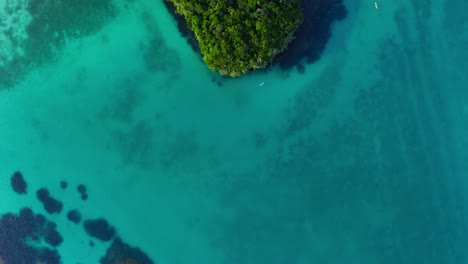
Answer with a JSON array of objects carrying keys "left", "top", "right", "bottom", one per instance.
[{"left": 167, "top": 0, "right": 303, "bottom": 77}]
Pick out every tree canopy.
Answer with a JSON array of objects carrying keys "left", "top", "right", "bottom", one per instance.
[{"left": 168, "top": 0, "right": 303, "bottom": 77}]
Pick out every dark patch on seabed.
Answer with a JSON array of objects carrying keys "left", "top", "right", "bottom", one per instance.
[
  {"left": 10, "top": 171, "right": 28, "bottom": 194},
  {"left": 83, "top": 218, "right": 116, "bottom": 242},
  {"left": 36, "top": 188, "right": 64, "bottom": 214},
  {"left": 139, "top": 10, "right": 182, "bottom": 76},
  {"left": 163, "top": 0, "right": 347, "bottom": 73},
  {"left": 1, "top": 171, "right": 155, "bottom": 263},
  {"left": 100, "top": 238, "right": 154, "bottom": 264},
  {"left": 0, "top": 0, "right": 118, "bottom": 89},
  {"left": 0, "top": 208, "right": 61, "bottom": 264},
  {"left": 67, "top": 209, "right": 82, "bottom": 224}
]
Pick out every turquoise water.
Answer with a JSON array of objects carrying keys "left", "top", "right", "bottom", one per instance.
[{"left": 1, "top": 0, "right": 468, "bottom": 263}]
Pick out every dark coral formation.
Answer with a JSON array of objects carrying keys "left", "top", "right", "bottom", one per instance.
[
  {"left": 140, "top": 12, "right": 181, "bottom": 75},
  {"left": 0, "top": 207, "right": 61, "bottom": 264},
  {"left": 81, "top": 193, "right": 89, "bottom": 201},
  {"left": 77, "top": 184, "right": 87, "bottom": 194},
  {"left": 44, "top": 222, "right": 64, "bottom": 247},
  {"left": 83, "top": 218, "right": 116, "bottom": 242},
  {"left": 77, "top": 184, "right": 89, "bottom": 201},
  {"left": 60, "top": 180, "right": 68, "bottom": 189},
  {"left": 100, "top": 238, "right": 154, "bottom": 264},
  {"left": 10, "top": 171, "right": 27, "bottom": 194},
  {"left": 67, "top": 209, "right": 82, "bottom": 224},
  {"left": 275, "top": 0, "right": 347, "bottom": 70},
  {"left": 1, "top": 171, "right": 153, "bottom": 263},
  {"left": 36, "top": 188, "right": 63, "bottom": 214}
]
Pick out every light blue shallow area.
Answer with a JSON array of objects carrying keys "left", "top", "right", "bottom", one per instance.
[{"left": 1, "top": 0, "right": 468, "bottom": 263}]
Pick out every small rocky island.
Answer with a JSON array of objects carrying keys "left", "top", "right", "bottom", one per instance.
[{"left": 167, "top": 0, "right": 303, "bottom": 77}]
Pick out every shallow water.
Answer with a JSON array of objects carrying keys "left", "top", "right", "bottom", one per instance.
[{"left": 1, "top": 0, "right": 468, "bottom": 263}]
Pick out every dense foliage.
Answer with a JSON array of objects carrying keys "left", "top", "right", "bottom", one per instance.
[{"left": 168, "top": 0, "right": 303, "bottom": 77}]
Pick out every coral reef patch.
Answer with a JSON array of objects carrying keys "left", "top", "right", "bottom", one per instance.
[
  {"left": 100, "top": 238, "right": 154, "bottom": 264},
  {"left": 83, "top": 218, "right": 116, "bottom": 242},
  {"left": 2, "top": 170, "right": 155, "bottom": 263},
  {"left": 67, "top": 209, "right": 82, "bottom": 224},
  {"left": 36, "top": 188, "right": 63, "bottom": 214},
  {"left": 0, "top": 207, "right": 61, "bottom": 264},
  {"left": 60, "top": 180, "right": 68, "bottom": 189},
  {"left": 10, "top": 171, "right": 27, "bottom": 194},
  {"left": 77, "top": 184, "right": 87, "bottom": 194}
]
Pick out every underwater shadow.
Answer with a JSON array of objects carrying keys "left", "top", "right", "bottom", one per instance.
[{"left": 275, "top": 0, "right": 347, "bottom": 70}]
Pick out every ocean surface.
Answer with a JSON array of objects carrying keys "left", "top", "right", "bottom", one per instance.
[{"left": 1, "top": 0, "right": 467, "bottom": 263}]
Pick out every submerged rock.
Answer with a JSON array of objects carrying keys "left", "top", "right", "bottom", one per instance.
[
  {"left": 67, "top": 209, "right": 82, "bottom": 224},
  {"left": 0, "top": 207, "right": 61, "bottom": 263},
  {"left": 36, "top": 188, "right": 63, "bottom": 214},
  {"left": 60, "top": 180, "right": 68, "bottom": 189},
  {"left": 44, "top": 222, "right": 63, "bottom": 247},
  {"left": 83, "top": 218, "right": 116, "bottom": 242},
  {"left": 100, "top": 238, "right": 154, "bottom": 264},
  {"left": 81, "top": 193, "right": 89, "bottom": 201},
  {"left": 2, "top": 170, "right": 152, "bottom": 263},
  {"left": 10, "top": 171, "right": 27, "bottom": 194},
  {"left": 77, "top": 184, "right": 87, "bottom": 194}
]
